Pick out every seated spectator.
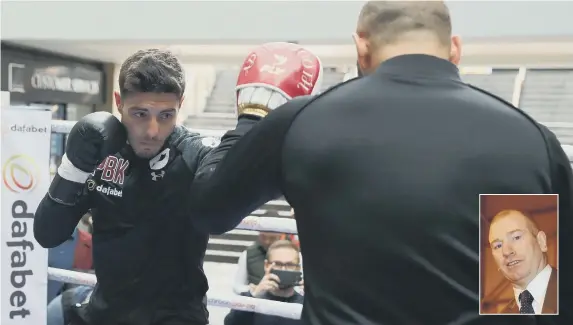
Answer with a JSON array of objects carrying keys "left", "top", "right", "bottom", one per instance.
[
  {"left": 47, "top": 228, "right": 78, "bottom": 303},
  {"left": 47, "top": 214, "right": 93, "bottom": 302},
  {"left": 47, "top": 214, "right": 93, "bottom": 325},
  {"left": 47, "top": 285, "right": 93, "bottom": 325},
  {"left": 233, "top": 231, "right": 283, "bottom": 294},
  {"left": 72, "top": 215, "right": 93, "bottom": 271},
  {"left": 224, "top": 240, "right": 304, "bottom": 325}
]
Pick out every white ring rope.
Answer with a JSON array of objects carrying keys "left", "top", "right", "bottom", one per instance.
[
  {"left": 237, "top": 216, "right": 297, "bottom": 234},
  {"left": 48, "top": 267, "right": 302, "bottom": 319},
  {"left": 50, "top": 120, "right": 573, "bottom": 162},
  {"left": 47, "top": 216, "right": 298, "bottom": 316},
  {"left": 47, "top": 216, "right": 298, "bottom": 318}
]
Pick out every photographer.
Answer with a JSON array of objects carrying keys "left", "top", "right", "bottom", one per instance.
[
  {"left": 224, "top": 240, "right": 303, "bottom": 325},
  {"left": 232, "top": 232, "right": 283, "bottom": 294},
  {"left": 47, "top": 214, "right": 94, "bottom": 325}
]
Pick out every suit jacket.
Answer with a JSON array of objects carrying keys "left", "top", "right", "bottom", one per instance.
[{"left": 500, "top": 267, "right": 558, "bottom": 314}]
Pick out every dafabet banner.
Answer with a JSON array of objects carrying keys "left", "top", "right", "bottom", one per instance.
[{"left": 2, "top": 108, "right": 51, "bottom": 325}]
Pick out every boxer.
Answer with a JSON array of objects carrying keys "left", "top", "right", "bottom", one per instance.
[{"left": 34, "top": 44, "right": 322, "bottom": 325}]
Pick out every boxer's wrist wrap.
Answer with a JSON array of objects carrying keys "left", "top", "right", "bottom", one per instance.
[
  {"left": 48, "top": 173, "right": 86, "bottom": 206},
  {"left": 58, "top": 153, "right": 91, "bottom": 183}
]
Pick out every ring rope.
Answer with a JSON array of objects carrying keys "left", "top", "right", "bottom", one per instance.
[
  {"left": 48, "top": 267, "right": 302, "bottom": 320},
  {"left": 51, "top": 120, "right": 573, "bottom": 161},
  {"left": 237, "top": 216, "right": 297, "bottom": 234}
]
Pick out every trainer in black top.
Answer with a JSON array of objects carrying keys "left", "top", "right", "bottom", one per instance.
[{"left": 188, "top": 2, "right": 573, "bottom": 323}]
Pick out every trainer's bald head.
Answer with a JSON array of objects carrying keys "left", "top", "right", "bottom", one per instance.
[
  {"left": 358, "top": 1, "right": 452, "bottom": 47},
  {"left": 354, "top": 1, "right": 461, "bottom": 75}
]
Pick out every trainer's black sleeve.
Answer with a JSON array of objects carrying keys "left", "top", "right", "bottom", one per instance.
[
  {"left": 34, "top": 182, "right": 90, "bottom": 248},
  {"left": 539, "top": 123, "right": 572, "bottom": 222},
  {"left": 189, "top": 96, "right": 311, "bottom": 234},
  {"left": 194, "top": 116, "right": 261, "bottom": 169},
  {"left": 546, "top": 130, "right": 573, "bottom": 216}
]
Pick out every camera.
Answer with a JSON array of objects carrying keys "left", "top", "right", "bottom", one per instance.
[{"left": 270, "top": 269, "right": 302, "bottom": 289}]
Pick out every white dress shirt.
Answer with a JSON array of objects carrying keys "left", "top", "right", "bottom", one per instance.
[{"left": 513, "top": 264, "right": 552, "bottom": 314}]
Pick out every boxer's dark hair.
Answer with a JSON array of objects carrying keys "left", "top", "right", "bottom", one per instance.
[
  {"left": 358, "top": 1, "right": 452, "bottom": 48},
  {"left": 118, "top": 49, "right": 185, "bottom": 99}
]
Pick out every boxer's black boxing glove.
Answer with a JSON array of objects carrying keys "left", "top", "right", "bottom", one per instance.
[
  {"left": 49, "top": 112, "right": 127, "bottom": 205},
  {"left": 65, "top": 112, "right": 127, "bottom": 172}
]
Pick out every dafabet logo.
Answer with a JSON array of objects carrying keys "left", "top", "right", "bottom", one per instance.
[{"left": 2, "top": 154, "right": 40, "bottom": 193}]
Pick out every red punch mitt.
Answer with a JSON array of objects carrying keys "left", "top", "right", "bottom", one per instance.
[{"left": 236, "top": 42, "right": 323, "bottom": 118}]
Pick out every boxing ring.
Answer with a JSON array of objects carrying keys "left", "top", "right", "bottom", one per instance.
[
  {"left": 5, "top": 115, "right": 573, "bottom": 323},
  {"left": 0, "top": 114, "right": 301, "bottom": 322}
]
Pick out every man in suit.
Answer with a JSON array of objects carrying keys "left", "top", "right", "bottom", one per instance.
[{"left": 488, "top": 209, "right": 558, "bottom": 314}]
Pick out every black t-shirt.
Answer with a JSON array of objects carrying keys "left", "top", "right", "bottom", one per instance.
[{"left": 189, "top": 55, "right": 572, "bottom": 325}]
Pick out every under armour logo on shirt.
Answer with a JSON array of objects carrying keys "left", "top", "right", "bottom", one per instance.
[{"left": 151, "top": 171, "right": 165, "bottom": 181}]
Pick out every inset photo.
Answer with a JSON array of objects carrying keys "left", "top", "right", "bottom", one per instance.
[{"left": 479, "top": 194, "right": 558, "bottom": 315}]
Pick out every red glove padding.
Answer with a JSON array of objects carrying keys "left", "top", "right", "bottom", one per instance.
[{"left": 236, "top": 42, "right": 323, "bottom": 118}]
